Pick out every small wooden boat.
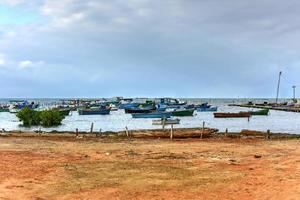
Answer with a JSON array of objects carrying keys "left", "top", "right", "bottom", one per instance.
[
  {"left": 197, "top": 107, "right": 218, "bottom": 112},
  {"left": 249, "top": 109, "right": 269, "bottom": 116},
  {"left": 132, "top": 111, "right": 172, "bottom": 119},
  {"left": 152, "top": 118, "right": 180, "bottom": 125},
  {"left": 78, "top": 107, "right": 110, "bottom": 115},
  {"left": 214, "top": 112, "right": 251, "bottom": 118},
  {"left": 172, "top": 109, "right": 195, "bottom": 116}
]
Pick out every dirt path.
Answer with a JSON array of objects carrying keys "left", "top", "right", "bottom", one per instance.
[{"left": 0, "top": 137, "right": 299, "bottom": 200}]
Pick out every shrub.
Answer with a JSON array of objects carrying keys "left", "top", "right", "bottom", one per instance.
[
  {"left": 16, "top": 108, "right": 65, "bottom": 127},
  {"left": 16, "top": 107, "right": 40, "bottom": 127},
  {"left": 39, "top": 110, "right": 64, "bottom": 127}
]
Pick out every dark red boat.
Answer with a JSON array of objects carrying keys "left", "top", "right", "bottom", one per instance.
[{"left": 214, "top": 112, "right": 251, "bottom": 118}]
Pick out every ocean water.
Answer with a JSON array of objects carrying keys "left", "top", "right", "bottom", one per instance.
[{"left": 0, "top": 98, "right": 299, "bottom": 134}]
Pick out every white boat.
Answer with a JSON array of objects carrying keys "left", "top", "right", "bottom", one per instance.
[{"left": 152, "top": 118, "right": 180, "bottom": 125}]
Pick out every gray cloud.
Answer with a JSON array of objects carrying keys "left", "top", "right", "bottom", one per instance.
[{"left": 0, "top": 0, "right": 299, "bottom": 98}]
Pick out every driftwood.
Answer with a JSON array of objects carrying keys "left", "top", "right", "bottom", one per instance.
[
  {"left": 118, "top": 128, "right": 218, "bottom": 138},
  {"left": 240, "top": 129, "right": 269, "bottom": 138}
]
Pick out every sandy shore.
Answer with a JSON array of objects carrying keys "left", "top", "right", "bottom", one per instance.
[{"left": 0, "top": 132, "right": 299, "bottom": 200}]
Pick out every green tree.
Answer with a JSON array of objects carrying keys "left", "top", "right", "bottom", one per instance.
[{"left": 16, "top": 107, "right": 40, "bottom": 127}]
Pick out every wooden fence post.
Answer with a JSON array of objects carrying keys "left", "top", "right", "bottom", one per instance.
[
  {"left": 90, "top": 123, "right": 94, "bottom": 133},
  {"left": 170, "top": 124, "right": 173, "bottom": 140},
  {"left": 125, "top": 126, "right": 129, "bottom": 137},
  {"left": 76, "top": 128, "right": 79, "bottom": 137},
  {"left": 201, "top": 121, "right": 205, "bottom": 139}
]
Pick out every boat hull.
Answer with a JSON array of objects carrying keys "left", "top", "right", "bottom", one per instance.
[
  {"left": 197, "top": 107, "right": 218, "bottom": 112},
  {"left": 152, "top": 118, "right": 180, "bottom": 125},
  {"left": 132, "top": 112, "right": 172, "bottom": 119},
  {"left": 249, "top": 109, "right": 269, "bottom": 116},
  {"left": 214, "top": 112, "right": 251, "bottom": 118},
  {"left": 172, "top": 109, "right": 195, "bottom": 116},
  {"left": 78, "top": 109, "right": 110, "bottom": 115}
]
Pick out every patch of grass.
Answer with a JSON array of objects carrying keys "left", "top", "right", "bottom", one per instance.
[{"left": 51, "top": 160, "right": 243, "bottom": 196}]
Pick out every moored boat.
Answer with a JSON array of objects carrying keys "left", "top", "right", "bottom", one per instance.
[
  {"left": 249, "top": 109, "right": 269, "bottom": 116},
  {"left": 214, "top": 112, "right": 251, "bottom": 118},
  {"left": 171, "top": 108, "right": 195, "bottom": 116},
  {"left": 78, "top": 107, "right": 110, "bottom": 115},
  {"left": 0, "top": 107, "right": 9, "bottom": 112},
  {"left": 132, "top": 111, "right": 172, "bottom": 119},
  {"left": 197, "top": 107, "right": 218, "bottom": 112},
  {"left": 125, "top": 107, "right": 155, "bottom": 114}
]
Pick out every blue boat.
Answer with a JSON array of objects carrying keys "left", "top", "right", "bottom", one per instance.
[
  {"left": 78, "top": 107, "right": 110, "bottom": 115},
  {"left": 131, "top": 111, "right": 172, "bottom": 119},
  {"left": 195, "top": 102, "right": 211, "bottom": 109},
  {"left": 156, "top": 104, "right": 167, "bottom": 111},
  {"left": 119, "top": 103, "right": 140, "bottom": 109},
  {"left": 197, "top": 107, "right": 218, "bottom": 112}
]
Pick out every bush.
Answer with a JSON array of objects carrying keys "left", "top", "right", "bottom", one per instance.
[
  {"left": 16, "top": 107, "right": 40, "bottom": 127},
  {"left": 40, "top": 110, "right": 64, "bottom": 127},
  {"left": 16, "top": 108, "right": 65, "bottom": 127}
]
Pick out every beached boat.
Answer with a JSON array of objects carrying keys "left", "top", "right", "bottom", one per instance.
[
  {"left": 249, "top": 109, "right": 269, "bottom": 116},
  {"left": 132, "top": 111, "right": 172, "bottom": 119},
  {"left": 171, "top": 109, "right": 195, "bottom": 116},
  {"left": 152, "top": 118, "right": 180, "bottom": 125},
  {"left": 214, "top": 112, "right": 251, "bottom": 118},
  {"left": 78, "top": 107, "right": 110, "bottom": 115},
  {"left": 197, "top": 107, "right": 218, "bottom": 112}
]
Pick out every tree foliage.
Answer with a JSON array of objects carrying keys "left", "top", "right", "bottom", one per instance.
[{"left": 16, "top": 107, "right": 65, "bottom": 127}]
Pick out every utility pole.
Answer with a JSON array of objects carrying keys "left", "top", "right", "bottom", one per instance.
[
  {"left": 276, "top": 71, "right": 282, "bottom": 104},
  {"left": 292, "top": 85, "right": 296, "bottom": 100}
]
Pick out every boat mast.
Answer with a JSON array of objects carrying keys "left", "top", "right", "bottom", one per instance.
[{"left": 276, "top": 71, "right": 282, "bottom": 104}]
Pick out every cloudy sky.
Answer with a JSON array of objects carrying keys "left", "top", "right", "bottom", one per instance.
[{"left": 0, "top": 0, "right": 299, "bottom": 98}]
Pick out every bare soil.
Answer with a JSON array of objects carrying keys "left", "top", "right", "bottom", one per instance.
[{"left": 0, "top": 135, "right": 299, "bottom": 200}]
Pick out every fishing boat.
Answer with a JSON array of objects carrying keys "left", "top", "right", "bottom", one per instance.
[
  {"left": 171, "top": 108, "right": 195, "bottom": 116},
  {"left": 78, "top": 107, "right": 110, "bottom": 115},
  {"left": 249, "top": 109, "right": 269, "bottom": 116},
  {"left": 132, "top": 111, "right": 172, "bottom": 119},
  {"left": 57, "top": 108, "right": 71, "bottom": 116},
  {"left": 125, "top": 107, "right": 155, "bottom": 114},
  {"left": 152, "top": 118, "right": 180, "bottom": 125},
  {"left": 0, "top": 106, "right": 9, "bottom": 112},
  {"left": 214, "top": 112, "right": 251, "bottom": 118},
  {"left": 159, "top": 98, "right": 187, "bottom": 109},
  {"left": 195, "top": 102, "right": 211, "bottom": 109},
  {"left": 197, "top": 107, "right": 218, "bottom": 112}
]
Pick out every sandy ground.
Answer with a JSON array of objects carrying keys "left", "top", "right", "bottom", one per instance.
[{"left": 0, "top": 136, "right": 299, "bottom": 200}]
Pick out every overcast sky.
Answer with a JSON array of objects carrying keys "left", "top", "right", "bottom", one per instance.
[{"left": 0, "top": 0, "right": 299, "bottom": 98}]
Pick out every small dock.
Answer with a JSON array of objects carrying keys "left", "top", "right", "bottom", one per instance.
[{"left": 229, "top": 104, "right": 300, "bottom": 113}]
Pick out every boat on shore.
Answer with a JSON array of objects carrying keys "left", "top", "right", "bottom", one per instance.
[
  {"left": 249, "top": 109, "right": 269, "bottom": 116},
  {"left": 214, "top": 112, "right": 251, "bottom": 118},
  {"left": 152, "top": 118, "right": 180, "bottom": 125},
  {"left": 78, "top": 107, "right": 110, "bottom": 115},
  {"left": 197, "top": 107, "right": 218, "bottom": 112},
  {"left": 171, "top": 108, "right": 195, "bottom": 116},
  {"left": 132, "top": 111, "right": 172, "bottom": 119}
]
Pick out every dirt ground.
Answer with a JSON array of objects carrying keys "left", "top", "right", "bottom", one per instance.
[{"left": 0, "top": 135, "right": 299, "bottom": 200}]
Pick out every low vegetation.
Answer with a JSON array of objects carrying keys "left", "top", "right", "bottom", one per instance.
[{"left": 17, "top": 107, "right": 65, "bottom": 127}]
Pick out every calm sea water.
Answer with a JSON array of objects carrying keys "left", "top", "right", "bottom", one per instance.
[{"left": 0, "top": 98, "right": 299, "bottom": 134}]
